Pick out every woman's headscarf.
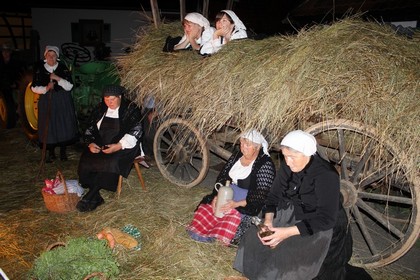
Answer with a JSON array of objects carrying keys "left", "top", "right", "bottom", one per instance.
[
  {"left": 280, "top": 130, "right": 317, "bottom": 156},
  {"left": 222, "top": 10, "right": 247, "bottom": 31},
  {"left": 184, "top": 12, "right": 210, "bottom": 29},
  {"left": 177, "top": 12, "right": 211, "bottom": 47},
  {"left": 240, "top": 129, "right": 269, "bottom": 155}
]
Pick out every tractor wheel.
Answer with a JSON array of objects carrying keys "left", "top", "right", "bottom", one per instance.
[{"left": 18, "top": 71, "right": 39, "bottom": 141}]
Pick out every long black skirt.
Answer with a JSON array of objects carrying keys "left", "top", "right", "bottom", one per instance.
[
  {"left": 78, "top": 145, "right": 139, "bottom": 191},
  {"left": 233, "top": 205, "right": 333, "bottom": 280},
  {"left": 37, "top": 89, "right": 78, "bottom": 145}
]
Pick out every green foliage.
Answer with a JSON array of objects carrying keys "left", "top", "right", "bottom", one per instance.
[{"left": 29, "top": 237, "right": 120, "bottom": 280}]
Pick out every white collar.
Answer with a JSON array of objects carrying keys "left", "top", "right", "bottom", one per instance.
[{"left": 44, "top": 63, "right": 58, "bottom": 73}]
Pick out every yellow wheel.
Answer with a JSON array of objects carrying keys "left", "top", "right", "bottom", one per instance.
[{"left": 18, "top": 78, "right": 39, "bottom": 141}]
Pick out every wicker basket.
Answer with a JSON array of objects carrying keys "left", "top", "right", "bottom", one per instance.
[{"left": 42, "top": 171, "right": 80, "bottom": 213}]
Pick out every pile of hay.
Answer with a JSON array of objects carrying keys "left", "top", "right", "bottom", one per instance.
[
  {"left": 0, "top": 165, "right": 239, "bottom": 280},
  {"left": 118, "top": 18, "right": 419, "bottom": 174}
]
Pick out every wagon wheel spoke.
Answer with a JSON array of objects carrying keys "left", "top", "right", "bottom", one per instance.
[
  {"left": 176, "top": 154, "right": 204, "bottom": 182},
  {"left": 337, "top": 129, "right": 350, "bottom": 180},
  {"left": 160, "top": 134, "right": 173, "bottom": 147},
  {"left": 351, "top": 203, "right": 379, "bottom": 255},
  {"left": 183, "top": 164, "right": 195, "bottom": 181},
  {"left": 170, "top": 162, "right": 180, "bottom": 174},
  {"left": 358, "top": 191, "right": 413, "bottom": 205},
  {"left": 350, "top": 141, "right": 374, "bottom": 184},
  {"left": 180, "top": 164, "right": 186, "bottom": 180},
  {"left": 188, "top": 162, "right": 200, "bottom": 174},
  {"left": 168, "top": 126, "right": 181, "bottom": 145},
  {"left": 359, "top": 161, "right": 397, "bottom": 189},
  {"left": 356, "top": 198, "right": 405, "bottom": 239}
]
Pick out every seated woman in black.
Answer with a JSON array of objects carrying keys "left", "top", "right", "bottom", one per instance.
[{"left": 76, "top": 85, "right": 143, "bottom": 212}]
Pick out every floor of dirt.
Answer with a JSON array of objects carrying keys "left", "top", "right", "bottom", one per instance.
[{"left": 0, "top": 125, "right": 419, "bottom": 279}]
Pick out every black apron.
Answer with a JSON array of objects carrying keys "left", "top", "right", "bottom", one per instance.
[
  {"left": 233, "top": 204, "right": 333, "bottom": 280},
  {"left": 78, "top": 116, "right": 139, "bottom": 190}
]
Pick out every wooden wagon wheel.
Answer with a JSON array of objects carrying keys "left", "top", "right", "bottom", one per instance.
[
  {"left": 306, "top": 119, "right": 419, "bottom": 268},
  {"left": 153, "top": 118, "right": 210, "bottom": 188}
]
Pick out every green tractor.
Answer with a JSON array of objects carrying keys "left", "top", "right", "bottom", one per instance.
[{"left": 18, "top": 42, "right": 120, "bottom": 141}]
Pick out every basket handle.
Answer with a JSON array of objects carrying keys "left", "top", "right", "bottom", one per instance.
[{"left": 56, "top": 170, "right": 69, "bottom": 196}]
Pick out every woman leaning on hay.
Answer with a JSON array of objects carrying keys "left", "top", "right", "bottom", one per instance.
[
  {"left": 232, "top": 130, "right": 352, "bottom": 280},
  {"left": 163, "top": 12, "right": 215, "bottom": 55},
  {"left": 200, "top": 10, "right": 247, "bottom": 55},
  {"left": 186, "top": 129, "right": 276, "bottom": 246}
]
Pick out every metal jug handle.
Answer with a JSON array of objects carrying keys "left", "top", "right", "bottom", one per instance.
[{"left": 214, "top": 182, "right": 223, "bottom": 192}]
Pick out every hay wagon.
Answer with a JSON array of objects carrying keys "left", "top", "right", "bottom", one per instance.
[{"left": 118, "top": 19, "right": 419, "bottom": 269}]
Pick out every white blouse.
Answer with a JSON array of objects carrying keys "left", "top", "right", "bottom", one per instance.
[{"left": 228, "top": 157, "right": 254, "bottom": 184}]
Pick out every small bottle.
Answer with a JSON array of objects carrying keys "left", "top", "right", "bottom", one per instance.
[
  {"left": 251, "top": 216, "right": 274, "bottom": 237},
  {"left": 214, "top": 180, "right": 233, "bottom": 218},
  {"left": 257, "top": 223, "right": 274, "bottom": 238}
]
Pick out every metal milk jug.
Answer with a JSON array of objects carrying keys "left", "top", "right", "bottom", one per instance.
[{"left": 214, "top": 180, "right": 233, "bottom": 218}]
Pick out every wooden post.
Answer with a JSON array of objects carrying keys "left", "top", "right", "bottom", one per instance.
[
  {"left": 226, "top": 0, "right": 233, "bottom": 10},
  {"left": 202, "top": 0, "right": 209, "bottom": 18},
  {"left": 179, "top": 0, "right": 186, "bottom": 21},
  {"left": 150, "top": 0, "right": 161, "bottom": 28}
]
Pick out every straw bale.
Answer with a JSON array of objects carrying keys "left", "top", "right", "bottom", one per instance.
[{"left": 118, "top": 18, "right": 419, "bottom": 177}]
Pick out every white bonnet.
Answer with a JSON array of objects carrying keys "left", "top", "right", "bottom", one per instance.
[
  {"left": 280, "top": 130, "right": 317, "bottom": 156},
  {"left": 240, "top": 129, "right": 269, "bottom": 155},
  {"left": 44, "top": 45, "right": 60, "bottom": 58},
  {"left": 184, "top": 12, "right": 210, "bottom": 28},
  {"left": 222, "top": 10, "right": 246, "bottom": 31}
]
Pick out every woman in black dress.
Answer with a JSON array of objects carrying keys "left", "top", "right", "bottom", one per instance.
[
  {"left": 76, "top": 85, "right": 143, "bottom": 212},
  {"left": 31, "top": 45, "right": 78, "bottom": 162}
]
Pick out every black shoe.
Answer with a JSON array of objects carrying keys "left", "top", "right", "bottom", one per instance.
[
  {"left": 91, "top": 196, "right": 105, "bottom": 209},
  {"left": 76, "top": 196, "right": 105, "bottom": 212},
  {"left": 76, "top": 199, "right": 91, "bottom": 212}
]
